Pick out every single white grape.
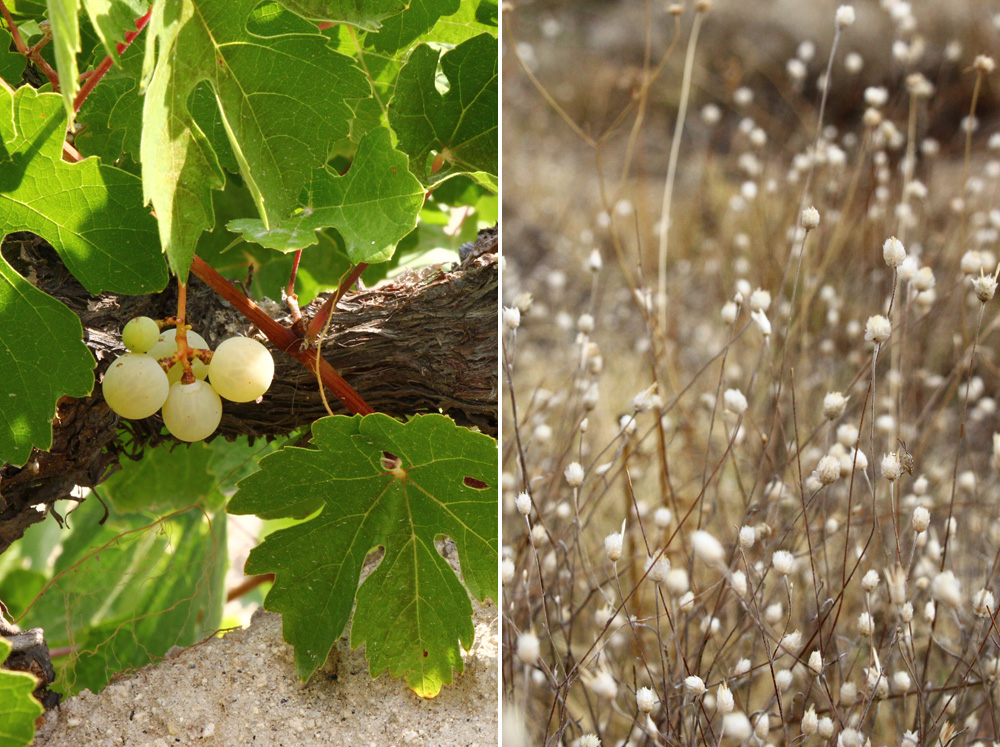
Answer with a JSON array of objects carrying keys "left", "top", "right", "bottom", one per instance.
[
  {"left": 147, "top": 328, "right": 210, "bottom": 384},
  {"left": 102, "top": 353, "right": 170, "bottom": 419},
  {"left": 208, "top": 336, "right": 274, "bottom": 403},
  {"left": 121, "top": 316, "right": 160, "bottom": 353},
  {"left": 161, "top": 380, "right": 222, "bottom": 442}
]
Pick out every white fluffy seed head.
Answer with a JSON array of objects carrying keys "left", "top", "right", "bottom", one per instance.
[
  {"left": 865, "top": 314, "right": 892, "bottom": 344},
  {"left": 503, "top": 306, "right": 521, "bottom": 331},
  {"left": 654, "top": 507, "right": 673, "bottom": 528},
  {"left": 501, "top": 558, "right": 516, "bottom": 584},
  {"left": 684, "top": 675, "right": 706, "bottom": 696},
  {"left": 840, "top": 681, "right": 857, "bottom": 705},
  {"left": 808, "top": 650, "right": 823, "bottom": 675},
  {"left": 516, "top": 631, "right": 540, "bottom": 665},
  {"left": 749, "top": 288, "right": 771, "bottom": 312},
  {"left": 975, "top": 54, "right": 997, "bottom": 74},
  {"left": 801, "top": 206, "right": 820, "bottom": 229},
  {"left": 733, "top": 658, "right": 751, "bottom": 677},
  {"left": 818, "top": 716, "right": 835, "bottom": 738},
  {"left": 738, "top": 525, "right": 756, "bottom": 550},
  {"left": 858, "top": 611, "right": 874, "bottom": 636},
  {"left": 775, "top": 669, "right": 793, "bottom": 691},
  {"left": 648, "top": 556, "right": 671, "bottom": 583},
  {"left": 605, "top": 520, "right": 626, "bottom": 562},
  {"left": 881, "top": 452, "right": 903, "bottom": 481},
  {"left": 973, "top": 269, "right": 999, "bottom": 302},
  {"left": 723, "top": 388, "right": 748, "bottom": 415},
  {"left": 893, "top": 671, "right": 912, "bottom": 692},
  {"left": 802, "top": 705, "right": 818, "bottom": 735},
  {"left": 722, "top": 711, "right": 752, "bottom": 741},
  {"left": 587, "top": 248, "right": 603, "bottom": 273},
  {"left": 912, "top": 505, "right": 931, "bottom": 533},
  {"left": 835, "top": 4, "right": 856, "bottom": 27},
  {"left": 862, "top": 569, "right": 880, "bottom": 593},
  {"left": 886, "top": 564, "right": 907, "bottom": 605},
  {"left": 716, "top": 682, "right": 734, "bottom": 713},
  {"left": 823, "top": 391, "right": 848, "bottom": 419},
  {"left": 974, "top": 589, "right": 997, "bottom": 617},
  {"left": 721, "top": 300, "right": 739, "bottom": 324},
  {"left": 585, "top": 669, "right": 618, "bottom": 700},
  {"left": 883, "top": 236, "right": 906, "bottom": 267},
  {"left": 814, "top": 455, "right": 841, "bottom": 485},
  {"left": 730, "top": 570, "right": 747, "bottom": 596},
  {"left": 691, "top": 530, "right": 727, "bottom": 566},
  {"left": 515, "top": 492, "right": 532, "bottom": 516},
  {"left": 750, "top": 309, "right": 772, "bottom": 336},
  {"left": 932, "top": 570, "right": 962, "bottom": 608},
  {"left": 772, "top": 550, "right": 795, "bottom": 576},
  {"left": 636, "top": 686, "right": 657, "bottom": 714},
  {"left": 564, "top": 462, "right": 585, "bottom": 487},
  {"left": 754, "top": 713, "right": 770, "bottom": 739}
]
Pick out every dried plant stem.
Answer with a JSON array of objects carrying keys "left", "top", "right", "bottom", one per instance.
[{"left": 656, "top": 8, "right": 705, "bottom": 334}]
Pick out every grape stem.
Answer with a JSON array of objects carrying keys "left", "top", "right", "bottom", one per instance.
[
  {"left": 284, "top": 249, "right": 303, "bottom": 322},
  {"left": 174, "top": 280, "right": 196, "bottom": 384},
  {"left": 0, "top": 0, "right": 60, "bottom": 90},
  {"left": 189, "top": 255, "right": 374, "bottom": 415}
]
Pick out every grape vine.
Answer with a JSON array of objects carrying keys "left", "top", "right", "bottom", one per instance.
[{"left": 0, "top": 0, "right": 497, "bottom": 736}]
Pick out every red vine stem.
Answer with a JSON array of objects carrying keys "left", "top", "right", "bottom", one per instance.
[
  {"left": 73, "top": 8, "right": 152, "bottom": 113},
  {"left": 189, "top": 255, "right": 373, "bottom": 416},
  {"left": 0, "top": 0, "right": 59, "bottom": 89},
  {"left": 305, "top": 262, "right": 368, "bottom": 341}
]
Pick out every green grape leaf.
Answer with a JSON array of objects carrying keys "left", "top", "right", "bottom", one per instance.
[
  {"left": 0, "top": 567, "right": 48, "bottom": 619},
  {"left": 82, "top": 0, "right": 150, "bottom": 61},
  {"left": 227, "top": 413, "right": 498, "bottom": 697},
  {"left": 369, "top": 0, "right": 458, "bottom": 54},
  {"left": 101, "top": 437, "right": 281, "bottom": 512},
  {"left": 45, "top": 0, "right": 148, "bottom": 124},
  {"left": 73, "top": 38, "right": 142, "bottom": 164},
  {"left": 0, "top": 260, "right": 95, "bottom": 468},
  {"left": 389, "top": 33, "right": 497, "bottom": 184},
  {"left": 0, "top": 638, "right": 43, "bottom": 747},
  {"left": 423, "top": 0, "right": 497, "bottom": 44},
  {"left": 2, "top": 0, "right": 46, "bottom": 18},
  {"left": 275, "top": 0, "right": 407, "bottom": 30},
  {"left": 0, "top": 28, "right": 26, "bottom": 86},
  {"left": 0, "top": 85, "right": 167, "bottom": 294},
  {"left": 21, "top": 498, "right": 227, "bottom": 696},
  {"left": 139, "top": 0, "right": 369, "bottom": 281},
  {"left": 47, "top": 0, "right": 82, "bottom": 123},
  {"left": 101, "top": 442, "right": 218, "bottom": 512},
  {"left": 227, "top": 126, "right": 423, "bottom": 261}
]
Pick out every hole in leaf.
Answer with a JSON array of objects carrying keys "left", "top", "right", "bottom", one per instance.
[
  {"left": 463, "top": 476, "right": 488, "bottom": 489},
  {"left": 380, "top": 451, "right": 401, "bottom": 471}
]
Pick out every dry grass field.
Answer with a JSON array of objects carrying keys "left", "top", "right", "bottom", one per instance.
[{"left": 502, "top": 1, "right": 1000, "bottom": 745}]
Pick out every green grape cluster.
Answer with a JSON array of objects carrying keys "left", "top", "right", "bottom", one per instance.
[{"left": 103, "top": 316, "right": 276, "bottom": 442}]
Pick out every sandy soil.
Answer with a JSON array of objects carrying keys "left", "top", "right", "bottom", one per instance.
[{"left": 32, "top": 599, "right": 497, "bottom": 747}]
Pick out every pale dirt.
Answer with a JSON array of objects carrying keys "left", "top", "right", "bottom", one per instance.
[{"left": 32, "top": 599, "right": 497, "bottom": 747}]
